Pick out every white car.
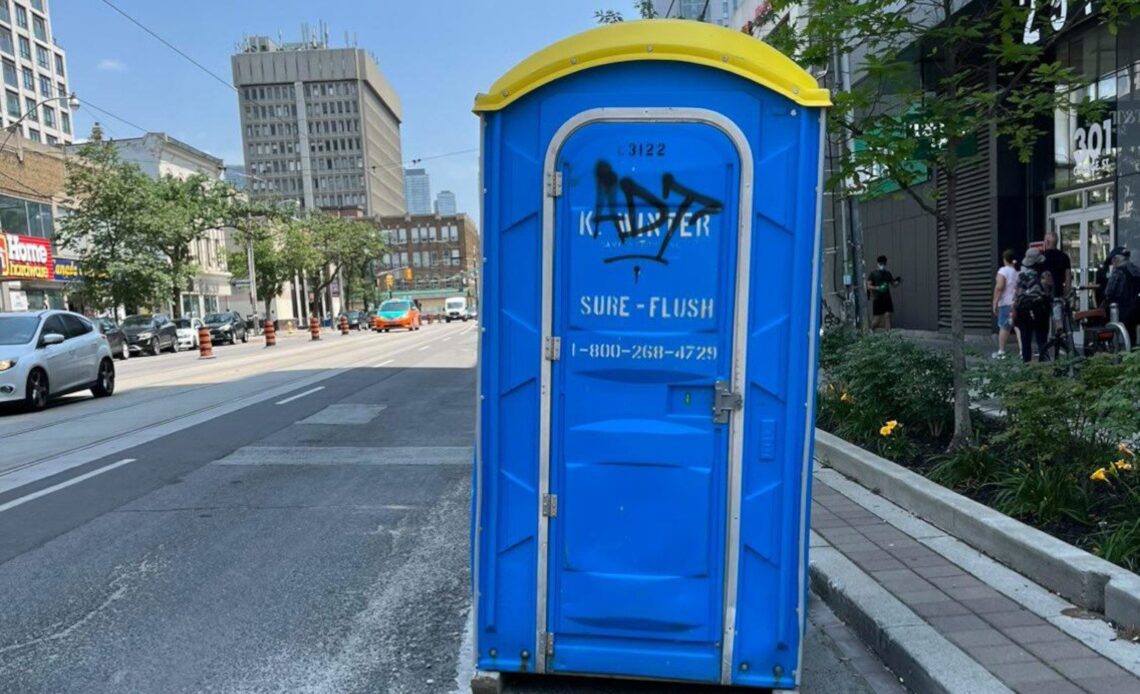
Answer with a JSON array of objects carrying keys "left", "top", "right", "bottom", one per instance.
[
  {"left": 174, "top": 317, "right": 203, "bottom": 350},
  {"left": 0, "top": 310, "right": 116, "bottom": 411}
]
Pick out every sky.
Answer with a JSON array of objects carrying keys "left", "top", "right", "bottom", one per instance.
[{"left": 52, "top": 0, "right": 611, "bottom": 219}]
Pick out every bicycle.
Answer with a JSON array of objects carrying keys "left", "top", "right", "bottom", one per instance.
[
  {"left": 1082, "top": 302, "right": 1132, "bottom": 355},
  {"left": 1044, "top": 290, "right": 1078, "bottom": 363}
]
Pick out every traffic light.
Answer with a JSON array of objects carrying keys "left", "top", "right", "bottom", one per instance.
[
  {"left": 385, "top": 274, "right": 394, "bottom": 289},
  {"left": 403, "top": 267, "right": 413, "bottom": 282}
]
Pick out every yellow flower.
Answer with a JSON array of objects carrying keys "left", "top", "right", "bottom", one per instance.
[
  {"left": 879, "top": 425, "right": 892, "bottom": 437},
  {"left": 1090, "top": 468, "right": 1109, "bottom": 482},
  {"left": 879, "top": 420, "right": 899, "bottom": 437},
  {"left": 1113, "top": 460, "right": 1133, "bottom": 472},
  {"left": 1119, "top": 442, "right": 1135, "bottom": 457},
  {"left": 840, "top": 392, "right": 852, "bottom": 403},
  {"left": 887, "top": 420, "right": 899, "bottom": 428}
]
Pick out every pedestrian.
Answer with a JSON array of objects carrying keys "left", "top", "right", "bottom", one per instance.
[
  {"left": 1013, "top": 248, "right": 1054, "bottom": 362},
  {"left": 1040, "top": 230, "right": 1072, "bottom": 299},
  {"left": 992, "top": 249, "right": 1020, "bottom": 359},
  {"left": 1104, "top": 246, "right": 1140, "bottom": 347},
  {"left": 866, "top": 255, "right": 901, "bottom": 332}
]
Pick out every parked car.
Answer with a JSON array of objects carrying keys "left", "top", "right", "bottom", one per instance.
[
  {"left": 0, "top": 310, "right": 116, "bottom": 411},
  {"left": 204, "top": 311, "right": 248, "bottom": 345},
  {"left": 122, "top": 314, "right": 180, "bottom": 355},
  {"left": 374, "top": 299, "right": 421, "bottom": 332},
  {"left": 174, "top": 317, "right": 204, "bottom": 350},
  {"left": 340, "top": 310, "right": 367, "bottom": 330},
  {"left": 95, "top": 318, "right": 130, "bottom": 360}
]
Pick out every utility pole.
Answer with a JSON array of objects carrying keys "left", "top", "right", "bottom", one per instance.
[{"left": 245, "top": 210, "right": 259, "bottom": 317}]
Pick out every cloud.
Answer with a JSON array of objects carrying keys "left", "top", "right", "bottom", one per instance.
[{"left": 96, "top": 58, "right": 126, "bottom": 72}]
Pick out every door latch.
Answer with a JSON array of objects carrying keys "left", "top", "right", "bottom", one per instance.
[{"left": 713, "top": 379, "right": 742, "bottom": 424}]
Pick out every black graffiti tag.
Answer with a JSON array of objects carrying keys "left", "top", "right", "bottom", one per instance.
[{"left": 592, "top": 160, "right": 724, "bottom": 266}]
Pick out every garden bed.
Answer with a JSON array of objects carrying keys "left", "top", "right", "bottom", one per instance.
[{"left": 818, "top": 330, "right": 1140, "bottom": 573}]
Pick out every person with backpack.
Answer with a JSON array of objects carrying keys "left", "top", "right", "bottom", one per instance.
[
  {"left": 1013, "top": 248, "right": 1054, "bottom": 362},
  {"left": 1105, "top": 246, "right": 1140, "bottom": 347}
]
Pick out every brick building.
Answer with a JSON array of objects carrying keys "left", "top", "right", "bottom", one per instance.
[
  {"left": 375, "top": 213, "right": 479, "bottom": 312},
  {"left": 0, "top": 134, "right": 74, "bottom": 312}
]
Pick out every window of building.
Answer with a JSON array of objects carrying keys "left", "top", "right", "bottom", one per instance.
[
  {"left": 19, "top": 64, "right": 29, "bottom": 89},
  {"left": 26, "top": 127, "right": 38, "bottom": 142},
  {"left": 60, "top": 109, "right": 68, "bottom": 134},
  {"left": 37, "top": 73, "right": 48, "bottom": 97},
  {"left": 53, "top": 52, "right": 61, "bottom": 76},
  {"left": 41, "top": 103, "right": 52, "bottom": 127},
  {"left": 45, "top": 133, "right": 54, "bottom": 144},
  {"left": 34, "top": 43, "right": 46, "bottom": 68},
  {"left": 2, "top": 58, "right": 13, "bottom": 88},
  {"left": 18, "top": 35, "right": 28, "bottom": 60},
  {"left": 55, "top": 80, "right": 62, "bottom": 97},
  {"left": 0, "top": 26, "right": 11, "bottom": 55},
  {"left": 5, "top": 89, "right": 18, "bottom": 117},
  {"left": 14, "top": 4, "right": 25, "bottom": 28},
  {"left": 23, "top": 95, "right": 34, "bottom": 119},
  {"left": 29, "top": 0, "right": 40, "bottom": 10},
  {"left": 0, "top": 3, "right": 9, "bottom": 25},
  {"left": 450, "top": 225, "right": 458, "bottom": 241},
  {"left": 31, "top": 14, "right": 43, "bottom": 41}
]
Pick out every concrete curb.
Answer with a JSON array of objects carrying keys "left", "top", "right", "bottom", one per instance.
[
  {"left": 809, "top": 533, "right": 1012, "bottom": 694},
  {"left": 815, "top": 429, "right": 1140, "bottom": 630}
]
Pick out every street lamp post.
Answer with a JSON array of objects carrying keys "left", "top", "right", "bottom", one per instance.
[{"left": 1, "top": 93, "right": 80, "bottom": 159}]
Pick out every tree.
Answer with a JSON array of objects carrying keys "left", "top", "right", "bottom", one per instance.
[
  {"left": 57, "top": 129, "right": 169, "bottom": 314},
  {"left": 595, "top": 0, "right": 658, "bottom": 23},
  {"left": 288, "top": 212, "right": 385, "bottom": 316},
  {"left": 775, "top": 0, "right": 1140, "bottom": 449}
]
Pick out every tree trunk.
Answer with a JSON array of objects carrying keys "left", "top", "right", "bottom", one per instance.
[
  {"left": 943, "top": 157, "right": 974, "bottom": 450},
  {"left": 172, "top": 279, "right": 183, "bottom": 319}
]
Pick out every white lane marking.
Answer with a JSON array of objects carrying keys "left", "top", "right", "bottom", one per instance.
[
  {"left": 0, "top": 458, "right": 136, "bottom": 514},
  {"left": 418, "top": 345, "right": 431, "bottom": 351},
  {"left": 374, "top": 359, "right": 394, "bottom": 367},
  {"left": 275, "top": 386, "right": 325, "bottom": 405},
  {"left": 441, "top": 337, "right": 451, "bottom": 343}
]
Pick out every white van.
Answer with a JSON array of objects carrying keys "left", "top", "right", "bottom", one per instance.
[{"left": 445, "top": 296, "right": 468, "bottom": 322}]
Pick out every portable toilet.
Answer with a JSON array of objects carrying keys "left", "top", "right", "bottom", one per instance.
[{"left": 471, "top": 19, "right": 830, "bottom": 690}]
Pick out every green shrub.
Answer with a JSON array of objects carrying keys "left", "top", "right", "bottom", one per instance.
[
  {"left": 988, "top": 462, "right": 1090, "bottom": 527},
  {"left": 1090, "top": 519, "right": 1140, "bottom": 573},
  {"left": 825, "top": 334, "right": 953, "bottom": 442},
  {"left": 927, "top": 445, "right": 1001, "bottom": 493},
  {"left": 819, "top": 325, "right": 858, "bottom": 374}
]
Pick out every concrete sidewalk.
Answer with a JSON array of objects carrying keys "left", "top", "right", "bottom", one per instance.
[{"left": 811, "top": 467, "right": 1140, "bottom": 693}]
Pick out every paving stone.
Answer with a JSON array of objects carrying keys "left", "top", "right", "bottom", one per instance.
[
  {"left": 945, "top": 585, "right": 1003, "bottom": 601},
  {"left": 966, "top": 643, "right": 1039, "bottom": 667},
  {"left": 896, "top": 589, "right": 950, "bottom": 605},
  {"left": 869, "top": 568, "right": 923, "bottom": 582},
  {"left": 982, "top": 610, "right": 1050, "bottom": 629},
  {"left": 947, "top": 628, "right": 1016, "bottom": 648},
  {"left": 927, "top": 573, "right": 986, "bottom": 591},
  {"left": 844, "top": 548, "right": 894, "bottom": 564},
  {"left": 989, "top": 661, "right": 1068, "bottom": 685},
  {"left": 1000, "top": 625, "right": 1068, "bottom": 644},
  {"left": 1050, "top": 657, "right": 1130, "bottom": 680},
  {"left": 859, "top": 557, "right": 907, "bottom": 572},
  {"left": 960, "top": 596, "right": 1024, "bottom": 614},
  {"left": 1021, "top": 639, "right": 1098, "bottom": 662},
  {"left": 911, "top": 600, "right": 973, "bottom": 619},
  {"left": 900, "top": 554, "right": 953, "bottom": 568},
  {"left": 910, "top": 563, "right": 964, "bottom": 579},
  {"left": 928, "top": 614, "right": 991, "bottom": 633},
  {"left": 1012, "top": 680, "right": 1084, "bottom": 694},
  {"left": 1080, "top": 675, "right": 1140, "bottom": 693}
]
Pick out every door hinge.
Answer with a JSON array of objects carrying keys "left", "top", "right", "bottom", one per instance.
[
  {"left": 713, "top": 379, "right": 743, "bottom": 424},
  {"left": 542, "top": 493, "right": 558, "bottom": 518},
  {"left": 547, "top": 171, "right": 563, "bottom": 197},
  {"left": 542, "top": 632, "right": 555, "bottom": 657},
  {"left": 545, "top": 336, "right": 561, "bottom": 361}
]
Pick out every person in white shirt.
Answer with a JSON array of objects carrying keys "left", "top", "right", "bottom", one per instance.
[{"left": 992, "top": 249, "right": 1020, "bottom": 358}]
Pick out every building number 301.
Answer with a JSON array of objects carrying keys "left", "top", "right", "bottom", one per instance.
[{"left": 1021, "top": 0, "right": 1094, "bottom": 44}]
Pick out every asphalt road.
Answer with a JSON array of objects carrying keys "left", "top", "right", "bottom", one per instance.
[{"left": 0, "top": 322, "right": 903, "bottom": 693}]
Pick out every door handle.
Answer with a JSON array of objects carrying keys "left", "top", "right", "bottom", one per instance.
[{"left": 713, "top": 380, "right": 742, "bottom": 424}]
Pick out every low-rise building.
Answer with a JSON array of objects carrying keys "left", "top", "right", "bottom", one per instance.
[
  {"left": 109, "top": 132, "right": 233, "bottom": 318},
  {"left": 0, "top": 133, "right": 75, "bottom": 312},
  {"left": 375, "top": 212, "right": 479, "bottom": 313}
]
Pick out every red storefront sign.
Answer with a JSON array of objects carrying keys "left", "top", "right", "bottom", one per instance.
[{"left": 0, "top": 233, "right": 54, "bottom": 281}]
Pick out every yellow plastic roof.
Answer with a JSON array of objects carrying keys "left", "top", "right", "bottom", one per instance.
[{"left": 473, "top": 19, "right": 831, "bottom": 112}]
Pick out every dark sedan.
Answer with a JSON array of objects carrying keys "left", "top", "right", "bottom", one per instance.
[
  {"left": 340, "top": 310, "right": 368, "bottom": 330},
  {"left": 122, "top": 314, "right": 180, "bottom": 356},
  {"left": 95, "top": 318, "right": 130, "bottom": 360},
  {"left": 204, "top": 311, "right": 248, "bottom": 345}
]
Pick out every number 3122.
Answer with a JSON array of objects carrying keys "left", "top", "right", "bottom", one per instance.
[{"left": 623, "top": 142, "right": 666, "bottom": 156}]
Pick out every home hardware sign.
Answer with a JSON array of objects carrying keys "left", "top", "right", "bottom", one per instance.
[{"left": 0, "top": 233, "right": 54, "bottom": 281}]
